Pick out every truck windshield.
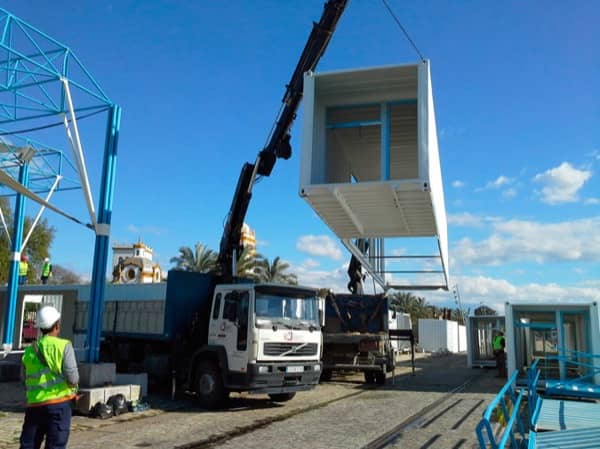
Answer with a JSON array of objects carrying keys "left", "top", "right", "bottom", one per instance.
[{"left": 255, "top": 293, "right": 319, "bottom": 328}]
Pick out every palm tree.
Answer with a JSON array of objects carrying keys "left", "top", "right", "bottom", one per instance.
[
  {"left": 235, "top": 247, "right": 261, "bottom": 280},
  {"left": 170, "top": 243, "right": 217, "bottom": 273},
  {"left": 254, "top": 256, "right": 298, "bottom": 285}
]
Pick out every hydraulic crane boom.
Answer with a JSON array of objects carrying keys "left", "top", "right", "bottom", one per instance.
[{"left": 217, "top": 0, "right": 348, "bottom": 281}]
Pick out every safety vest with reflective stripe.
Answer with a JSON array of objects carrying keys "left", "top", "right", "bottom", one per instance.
[
  {"left": 42, "top": 262, "right": 52, "bottom": 277},
  {"left": 22, "top": 336, "right": 75, "bottom": 406},
  {"left": 493, "top": 335, "right": 505, "bottom": 351},
  {"left": 19, "top": 261, "right": 28, "bottom": 276}
]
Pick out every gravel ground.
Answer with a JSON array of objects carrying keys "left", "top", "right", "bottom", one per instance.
[{"left": 0, "top": 353, "right": 504, "bottom": 449}]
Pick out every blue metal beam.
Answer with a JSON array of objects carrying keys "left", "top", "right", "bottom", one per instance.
[
  {"left": 85, "top": 105, "right": 121, "bottom": 363},
  {"left": 2, "top": 160, "right": 28, "bottom": 349}
]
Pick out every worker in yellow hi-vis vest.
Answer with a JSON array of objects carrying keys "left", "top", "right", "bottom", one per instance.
[
  {"left": 19, "top": 254, "right": 29, "bottom": 285},
  {"left": 20, "top": 305, "right": 79, "bottom": 449},
  {"left": 40, "top": 258, "right": 52, "bottom": 285},
  {"left": 492, "top": 331, "right": 506, "bottom": 378}
]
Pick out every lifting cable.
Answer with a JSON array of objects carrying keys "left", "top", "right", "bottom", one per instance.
[{"left": 380, "top": 0, "right": 426, "bottom": 62}]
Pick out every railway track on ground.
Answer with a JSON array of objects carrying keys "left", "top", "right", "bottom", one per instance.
[{"left": 176, "top": 371, "right": 489, "bottom": 449}]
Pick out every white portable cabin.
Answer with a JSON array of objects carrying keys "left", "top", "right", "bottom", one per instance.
[
  {"left": 300, "top": 61, "right": 448, "bottom": 290},
  {"left": 466, "top": 315, "right": 506, "bottom": 368},
  {"left": 418, "top": 319, "right": 460, "bottom": 353},
  {"left": 505, "top": 302, "right": 600, "bottom": 383}
]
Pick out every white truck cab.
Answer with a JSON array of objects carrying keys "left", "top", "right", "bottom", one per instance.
[{"left": 192, "top": 283, "right": 322, "bottom": 408}]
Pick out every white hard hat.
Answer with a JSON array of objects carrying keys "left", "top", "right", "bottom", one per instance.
[
  {"left": 36, "top": 305, "right": 61, "bottom": 330},
  {"left": 44, "top": 257, "right": 50, "bottom": 262}
]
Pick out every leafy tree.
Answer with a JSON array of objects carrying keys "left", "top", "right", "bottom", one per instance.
[
  {"left": 0, "top": 197, "right": 55, "bottom": 284},
  {"left": 170, "top": 243, "right": 217, "bottom": 273},
  {"left": 254, "top": 256, "right": 298, "bottom": 285},
  {"left": 50, "top": 264, "right": 85, "bottom": 284}
]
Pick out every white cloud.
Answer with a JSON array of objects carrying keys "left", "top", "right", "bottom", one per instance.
[
  {"left": 296, "top": 235, "right": 343, "bottom": 260},
  {"left": 533, "top": 162, "right": 592, "bottom": 204},
  {"left": 452, "top": 217, "right": 600, "bottom": 265},
  {"left": 502, "top": 187, "right": 517, "bottom": 199},
  {"left": 127, "top": 224, "right": 168, "bottom": 236},
  {"left": 292, "top": 263, "right": 348, "bottom": 292},
  {"left": 421, "top": 275, "right": 600, "bottom": 312},
  {"left": 486, "top": 175, "right": 513, "bottom": 189},
  {"left": 584, "top": 198, "right": 600, "bottom": 205},
  {"left": 447, "top": 212, "right": 500, "bottom": 227},
  {"left": 452, "top": 180, "right": 465, "bottom": 188},
  {"left": 302, "top": 258, "right": 320, "bottom": 269}
]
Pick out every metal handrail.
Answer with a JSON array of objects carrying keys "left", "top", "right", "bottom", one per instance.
[{"left": 476, "top": 370, "right": 527, "bottom": 449}]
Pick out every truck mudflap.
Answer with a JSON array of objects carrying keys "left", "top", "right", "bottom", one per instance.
[{"left": 226, "top": 362, "right": 322, "bottom": 394}]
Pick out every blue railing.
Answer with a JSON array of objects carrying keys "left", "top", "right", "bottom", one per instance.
[
  {"left": 533, "top": 350, "right": 600, "bottom": 400},
  {"left": 476, "top": 370, "right": 527, "bottom": 449}
]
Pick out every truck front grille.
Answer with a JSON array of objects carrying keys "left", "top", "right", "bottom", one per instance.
[{"left": 264, "top": 342, "right": 318, "bottom": 356}]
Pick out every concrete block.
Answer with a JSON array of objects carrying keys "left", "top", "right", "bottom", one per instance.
[
  {"left": 103, "top": 385, "right": 131, "bottom": 401},
  {"left": 116, "top": 372, "right": 148, "bottom": 397},
  {"left": 129, "top": 384, "right": 141, "bottom": 401},
  {"left": 78, "top": 362, "right": 116, "bottom": 388},
  {"left": 0, "top": 360, "right": 20, "bottom": 381},
  {"left": 75, "top": 387, "right": 106, "bottom": 414}
]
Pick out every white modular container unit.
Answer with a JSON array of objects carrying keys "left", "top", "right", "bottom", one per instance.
[
  {"left": 418, "top": 319, "right": 459, "bottom": 353},
  {"left": 389, "top": 311, "right": 412, "bottom": 352},
  {"left": 74, "top": 283, "right": 167, "bottom": 336},
  {"left": 505, "top": 302, "right": 600, "bottom": 383},
  {"left": 458, "top": 324, "right": 467, "bottom": 352},
  {"left": 300, "top": 61, "right": 448, "bottom": 289},
  {"left": 466, "top": 315, "right": 505, "bottom": 368}
]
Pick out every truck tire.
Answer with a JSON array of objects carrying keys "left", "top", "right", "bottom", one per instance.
[
  {"left": 195, "top": 360, "right": 227, "bottom": 409},
  {"left": 268, "top": 392, "right": 296, "bottom": 403},
  {"left": 375, "top": 367, "right": 386, "bottom": 385},
  {"left": 364, "top": 371, "right": 375, "bottom": 384},
  {"left": 319, "top": 369, "right": 333, "bottom": 382}
]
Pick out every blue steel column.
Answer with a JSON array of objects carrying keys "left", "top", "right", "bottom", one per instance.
[
  {"left": 85, "top": 105, "right": 121, "bottom": 363},
  {"left": 2, "top": 162, "right": 29, "bottom": 350}
]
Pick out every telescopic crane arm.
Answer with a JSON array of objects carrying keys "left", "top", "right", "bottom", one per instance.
[{"left": 217, "top": 0, "right": 348, "bottom": 281}]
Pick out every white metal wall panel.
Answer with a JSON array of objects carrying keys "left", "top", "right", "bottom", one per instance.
[{"left": 458, "top": 324, "right": 467, "bottom": 352}]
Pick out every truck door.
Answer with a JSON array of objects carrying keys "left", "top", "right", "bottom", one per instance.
[{"left": 220, "top": 290, "right": 250, "bottom": 372}]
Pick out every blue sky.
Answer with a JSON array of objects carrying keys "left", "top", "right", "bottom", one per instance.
[{"left": 2, "top": 0, "right": 599, "bottom": 312}]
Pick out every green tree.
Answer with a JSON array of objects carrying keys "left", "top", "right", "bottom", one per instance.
[
  {"left": 50, "top": 264, "right": 85, "bottom": 284},
  {"left": 254, "top": 256, "right": 298, "bottom": 285},
  {"left": 170, "top": 243, "right": 217, "bottom": 273},
  {"left": 0, "top": 197, "right": 55, "bottom": 284}
]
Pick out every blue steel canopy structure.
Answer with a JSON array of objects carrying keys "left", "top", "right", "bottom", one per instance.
[{"left": 0, "top": 7, "right": 121, "bottom": 363}]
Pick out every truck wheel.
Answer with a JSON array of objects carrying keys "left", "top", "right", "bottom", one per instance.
[
  {"left": 268, "top": 392, "right": 296, "bottom": 403},
  {"left": 195, "top": 361, "right": 227, "bottom": 409},
  {"left": 364, "top": 371, "right": 375, "bottom": 384},
  {"left": 320, "top": 369, "right": 333, "bottom": 382},
  {"left": 375, "top": 369, "right": 386, "bottom": 385}
]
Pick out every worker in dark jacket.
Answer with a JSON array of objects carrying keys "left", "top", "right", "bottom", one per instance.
[
  {"left": 20, "top": 305, "right": 79, "bottom": 449},
  {"left": 492, "top": 331, "right": 506, "bottom": 377}
]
